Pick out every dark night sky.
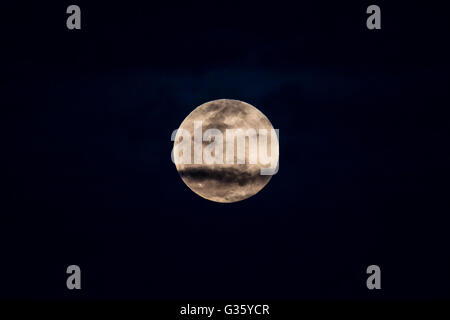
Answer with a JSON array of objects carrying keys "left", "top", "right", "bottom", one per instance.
[{"left": 2, "top": 1, "right": 450, "bottom": 299}]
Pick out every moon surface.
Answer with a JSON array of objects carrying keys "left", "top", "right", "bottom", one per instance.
[{"left": 174, "top": 99, "right": 278, "bottom": 203}]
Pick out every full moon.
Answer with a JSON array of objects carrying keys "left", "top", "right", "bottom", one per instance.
[{"left": 173, "top": 99, "right": 279, "bottom": 203}]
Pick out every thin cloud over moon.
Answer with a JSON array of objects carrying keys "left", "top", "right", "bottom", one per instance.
[{"left": 174, "top": 99, "right": 278, "bottom": 203}]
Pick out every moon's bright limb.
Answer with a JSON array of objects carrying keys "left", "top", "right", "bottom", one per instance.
[{"left": 174, "top": 99, "right": 278, "bottom": 203}]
